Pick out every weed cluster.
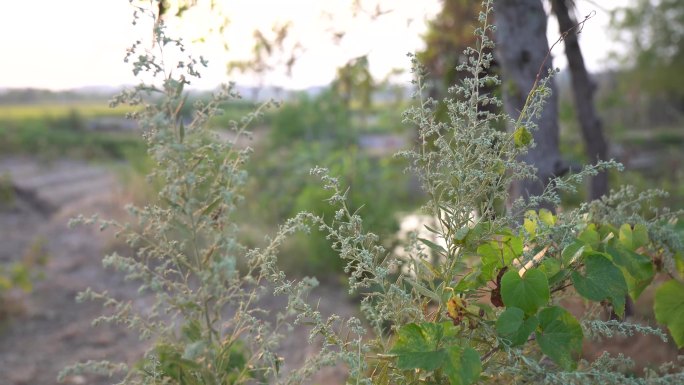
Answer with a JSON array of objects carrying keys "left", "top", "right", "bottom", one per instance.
[{"left": 62, "top": 1, "right": 683, "bottom": 384}]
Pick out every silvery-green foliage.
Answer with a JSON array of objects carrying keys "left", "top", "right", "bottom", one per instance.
[
  {"left": 61, "top": 1, "right": 684, "bottom": 385},
  {"left": 59, "top": 2, "right": 361, "bottom": 384}
]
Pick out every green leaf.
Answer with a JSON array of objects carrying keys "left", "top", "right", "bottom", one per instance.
[
  {"left": 597, "top": 223, "right": 618, "bottom": 243},
  {"left": 478, "top": 237, "right": 520, "bottom": 268},
  {"left": 618, "top": 224, "right": 634, "bottom": 250},
  {"left": 632, "top": 224, "right": 649, "bottom": 249},
  {"left": 478, "top": 243, "right": 502, "bottom": 267},
  {"left": 538, "top": 209, "right": 555, "bottom": 226},
  {"left": 578, "top": 226, "right": 600, "bottom": 249},
  {"left": 561, "top": 240, "right": 585, "bottom": 266},
  {"left": 496, "top": 307, "right": 538, "bottom": 346},
  {"left": 501, "top": 269, "right": 550, "bottom": 315},
  {"left": 538, "top": 258, "right": 561, "bottom": 279},
  {"left": 571, "top": 254, "right": 628, "bottom": 316},
  {"left": 514, "top": 126, "right": 532, "bottom": 148},
  {"left": 444, "top": 346, "right": 482, "bottom": 385},
  {"left": 390, "top": 323, "right": 481, "bottom": 385},
  {"left": 605, "top": 245, "right": 654, "bottom": 299},
  {"left": 508, "top": 235, "right": 524, "bottom": 257},
  {"left": 390, "top": 323, "right": 446, "bottom": 372},
  {"left": 536, "top": 306, "right": 583, "bottom": 370},
  {"left": 523, "top": 216, "right": 537, "bottom": 238},
  {"left": 654, "top": 280, "right": 684, "bottom": 348},
  {"left": 676, "top": 252, "right": 684, "bottom": 277}
]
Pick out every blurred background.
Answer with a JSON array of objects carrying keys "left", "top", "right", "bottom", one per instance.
[{"left": 0, "top": 0, "right": 682, "bottom": 384}]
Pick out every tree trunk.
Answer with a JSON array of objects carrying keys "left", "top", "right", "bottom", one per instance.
[
  {"left": 551, "top": 0, "right": 609, "bottom": 200},
  {"left": 493, "top": 0, "right": 565, "bottom": 210}
]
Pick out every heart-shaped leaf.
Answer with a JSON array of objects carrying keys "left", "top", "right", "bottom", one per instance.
[
  {"left": 605, "top": 245, "right": 654, "bottom": 300},
  {"left": 571, "top": 254, "right": 628, "bottom": 316},
  {"left": 535, "top": 306, "right": 583, "bottom": 370},
  {"left": 501, "top": 268, "right": 549, "bottom": 315},
  {"left": 390, "top": 323, "right": 445, "bottom": 371},
  {"left": 390, "top": 322, "right": 481, "bottom": 385},
  {"left": 496, "top": 307, "right": 538, "bottom": 346},
  {"left": 654, "top": 280, "right": 684, "bottom": 348},
  {"left": 444, "top": 346, "right": 482, "bottom": 385}
]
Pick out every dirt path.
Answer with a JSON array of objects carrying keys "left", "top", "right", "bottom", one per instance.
[{"left": 0, "top": 157, "right": 357, "bottom": 385}]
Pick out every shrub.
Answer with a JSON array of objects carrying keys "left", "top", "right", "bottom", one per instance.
[{"left": 62, "top": 1, "right": 684, "bottom": 384}]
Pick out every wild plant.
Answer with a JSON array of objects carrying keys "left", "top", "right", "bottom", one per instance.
[{"left": 62, "top": 1, "right": 683, "bottom": 384}]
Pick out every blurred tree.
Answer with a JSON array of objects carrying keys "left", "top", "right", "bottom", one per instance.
[
  {"left": 333, "top": 55, "right": 375, "bottom": 135},
  {"left": 551, "top": 0, "right": 608, "bottom": 200},
  {"left": 419, "top": 0, "right": 483, "bottom": 102},
  {"left": 494, "top": 0, "right": 565, "bottom": 208},
  {"left": 610, "top": 0, "right": 684, "bottom": 124}
]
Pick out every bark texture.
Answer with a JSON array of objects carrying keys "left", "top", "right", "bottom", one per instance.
[
  {"left": 493, "top": 0, "right": 565, "bottom": 208},
  {"left": 551, "top": 0, "right": 609, "bottom": 200}
]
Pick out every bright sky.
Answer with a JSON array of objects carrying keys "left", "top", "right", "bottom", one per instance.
[{"left": 0, "top": 0, "right": 629, "bottom": 91}]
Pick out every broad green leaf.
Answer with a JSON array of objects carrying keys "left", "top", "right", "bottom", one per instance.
[
  {"left": 632, "top": 224, "right": 649, "bottom": 249},
  {"left": 514, "top": 126, "right": 532, "bottom": 148},
  {"left": 605, "top": 245, "right": 654, "bottom": 299},
  {"left": 676, "top": 252, "right": 684, "bottom": 276},
  {"left": 538, "top": 258, "right": 561, "bottom": 279},
  {"left": 578, "top": 226, "right": 600, "bottom": 249},
  {"left": 390, "top": 323, "right": 445, "bottom": 371},
  {"left": 654, "top": 280, "right": 684, "bottom": 348},
  {"left": 478, "top": 238, "right": 520, "bottom": 268},
  {"left": 390, "top": 322, "right": 481, "bottom": 385},
  {"left": 619, "top": 224, "right": 634, "bottom": 250},
  {"left": 509, "top": 235, "right": 524, "bottom": 257},
  {"left": 618, "top": 223, "right": 649, "bottom": 250},
  {"left": 524, "top": 216, "right": 537, "bottom": 238},
  {"left": 501, "top": 269, "right": 550, "bottom": 315},
  {"left": 548, "top": 268, "right": 569, "bottom": 288},
  {"left": 496, "top": 307, "right": 538, "bottom": 346},
  {"left": 571, "top": 254, "right": 628, "bottom": 316},
  {"left": 535, "top": 306, "right": 583, "bottom": 370},
  {"left": 597, "top": 223, "right": 618, "bottom": 243},
  {"left": 539, "top": 209, "right": 555, "bottom": 226},
  {"left": 478, "top": 243, "right": 502, "bottom": 267},
  {"left": 561, "top": 240, "right": 585, "bottom": 266},
  {"left": 444, "top": 346, "right": 481, "bottom": 385}
]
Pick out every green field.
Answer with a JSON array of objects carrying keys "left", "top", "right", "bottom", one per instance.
[{"left": 0, "top": 102, "right": 139, "bottom": 120}]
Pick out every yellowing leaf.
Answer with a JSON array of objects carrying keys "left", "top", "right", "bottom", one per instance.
[{"left": 514, "top": 126, "right": 532, "bottom": 148}]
